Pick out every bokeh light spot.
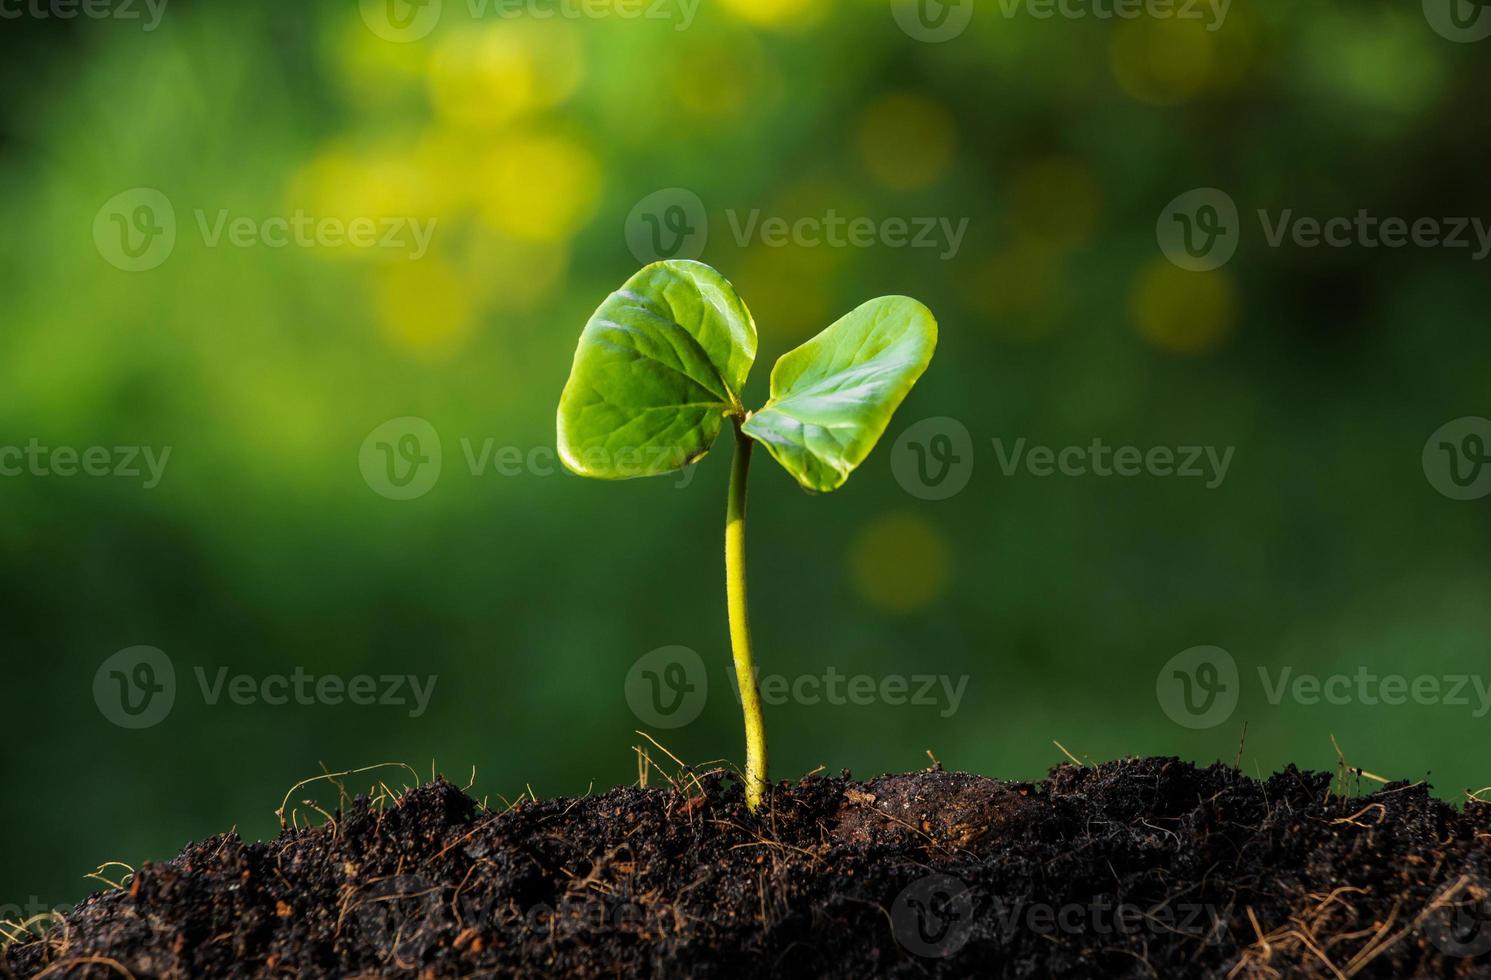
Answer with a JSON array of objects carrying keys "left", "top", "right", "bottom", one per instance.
[
  {"left": 1109, "top": 18, "right": 1215, "bottom": 106},
  {"left": 1302, "top": 14, "right": 1443, "bottom": 118},
  {"left": 376, "top": 257, "right": 475, "bottom": 360},
  {"left": 332, "top": 14, "right": 429, "bottom": 108},
  {"left": 849, "top": 513, "right": 952, "bottom": 615},
  {"left": 426, "top": 25, "right": 583, "bottom": 130},
  {"left": 719, "top": 0, "right": 828, "bottom": 30},
  {"left": 477, "top": 134, "right": 601, "bottom": 242},
  {"left": 727, "top": 176, "right": 858, "bottom": 344},
  {"left": 857, "top": 93, "right": 957, "bottom": 191},
  {"left": 734, "top": 241, "right": 839, "bottom": 345},
  {"left": 459, "top": 228, "right": 569, "bottom": 312},
  {"left": 288, "top": 143, "right": 441, "bottom": 260},
  {"left": 1010, "top": 157, "right": 1101, "bottom": 252},
  {"left": 1130, "top": 260, "right": 1236, "bottom": 355},
  {"left": 961, "top": 245, "right": 1068, "bottom": 343},
  {"left": 673, "top": 35, "right": 771, "bottom": 119}
]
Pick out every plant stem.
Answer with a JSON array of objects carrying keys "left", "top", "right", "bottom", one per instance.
[{"left": 726, "top": 421, "right": 768, "bottom": 810}]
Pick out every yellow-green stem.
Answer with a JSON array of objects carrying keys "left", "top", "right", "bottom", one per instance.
[{"left": 726, "top": 422, "right": 768, "bottom": 810}]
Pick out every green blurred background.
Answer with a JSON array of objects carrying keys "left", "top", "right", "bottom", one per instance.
[{"left": 3, "top": 0, "right": 1490, "bottom": 914}]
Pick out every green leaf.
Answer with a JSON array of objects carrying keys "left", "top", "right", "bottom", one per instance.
[
  {"left": 557, "top": 260, "right": 757, "bottom": 479},
  {"left": 741, "top": 296, "right": 936, "bottom": 493}
]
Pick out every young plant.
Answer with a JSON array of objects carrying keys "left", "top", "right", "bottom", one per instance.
[{"left": 557, "top": 260, "right": 936, "bottom": 810}]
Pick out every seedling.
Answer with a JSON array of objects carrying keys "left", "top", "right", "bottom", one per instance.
[{"left": 557, "top": 260, "right": 936, "bottom": 810}]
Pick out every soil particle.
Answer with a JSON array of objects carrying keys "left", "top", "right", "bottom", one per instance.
[{"left": 5, "top": 757, "right": 1491, "bottom": 978}]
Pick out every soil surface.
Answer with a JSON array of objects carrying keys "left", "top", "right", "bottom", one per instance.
[{"left": 5, "top": 757, "right": 1491, "bottom": 978}]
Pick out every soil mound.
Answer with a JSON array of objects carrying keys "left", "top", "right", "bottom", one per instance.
[{"left": 6, "top": 757, "right": 1490, "bottom": 978}]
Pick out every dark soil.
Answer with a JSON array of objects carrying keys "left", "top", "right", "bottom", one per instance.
[{"left": 6, "top": 757, "right": 1491, "bottom": 978}]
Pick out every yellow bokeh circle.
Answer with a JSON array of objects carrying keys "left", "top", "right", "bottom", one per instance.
[
  {"left": 857, "top": 93, "right": 957, "bottom": 192},
  {"left": 477, "top": 134, "right": 601, "bottom": 242},
  {"left": 426, "top": 24, "right": 582, "bottom": 130},
  {"left": 1130, "top": 260, "right": 1237, "bottom": 355},
  {"left": 1010, "top": 157, "right": 1102, "bottom": 252},
  {"left": 376, "top": 257, "right": 475, "bottom": 360},
  {"left": 1109, "top": 18, "right": 1216, "bottom": 106},
  {"left": 849, "top": 513, "right": 952, "bottom": 615},
  {"left": 718, "top": 0, "right": 828, "bottom": 30}
]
